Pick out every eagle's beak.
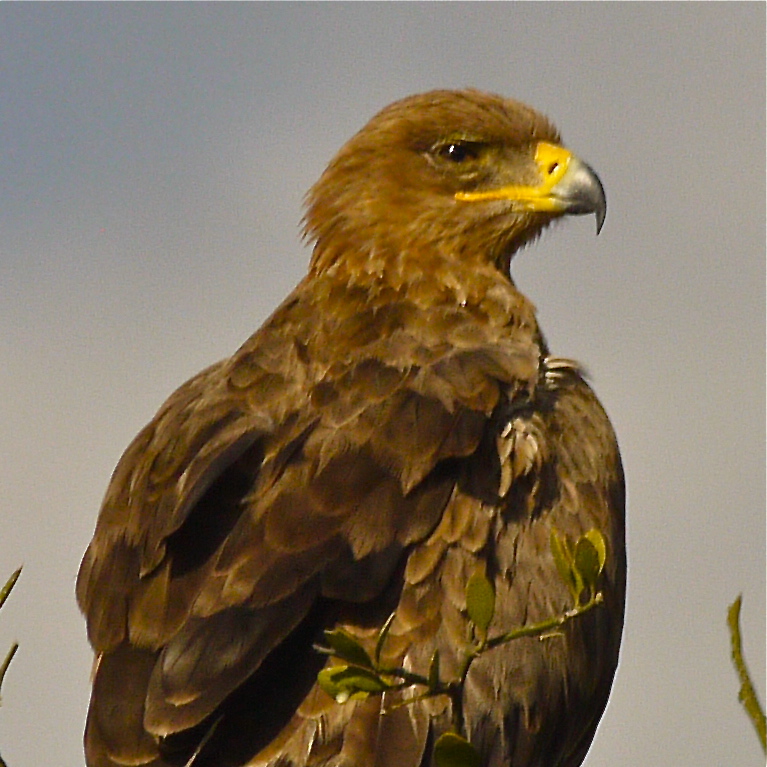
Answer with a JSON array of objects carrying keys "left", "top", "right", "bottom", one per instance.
[{"left": 455, "top": 142, "right": 607, "bottom": 234}]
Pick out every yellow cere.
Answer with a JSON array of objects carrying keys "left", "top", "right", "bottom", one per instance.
[{"left": 454, "top": 141, "right": 573, "bottom": 210}]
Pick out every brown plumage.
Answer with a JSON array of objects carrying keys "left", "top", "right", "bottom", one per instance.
[{"left": 78, "top": 89, "right": 625, "bottom": 767}]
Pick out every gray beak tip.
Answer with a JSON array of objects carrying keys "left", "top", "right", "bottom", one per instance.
[{"left": 595, "top": 203, "right": 606, "bottom": 235}]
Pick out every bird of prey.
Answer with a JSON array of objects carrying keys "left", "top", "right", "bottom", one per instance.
[{"left": 78, "top": 89, "right": 625, "bottom": 767}]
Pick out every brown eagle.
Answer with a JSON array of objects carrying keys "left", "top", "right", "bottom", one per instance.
[{"left": 78, "top": 89, "right": 625, "bottom": 767}]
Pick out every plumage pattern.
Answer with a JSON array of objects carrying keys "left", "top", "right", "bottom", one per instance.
[{"left": 78, "top": 89, "right": 625, "bottom": 767}]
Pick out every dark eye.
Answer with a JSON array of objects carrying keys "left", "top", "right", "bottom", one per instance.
[{"left": 434, "top": 141, "right": 482, "bottom": 163}]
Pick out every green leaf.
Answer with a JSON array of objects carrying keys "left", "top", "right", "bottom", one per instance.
[
  {"left": 322, "top": 629, "right": 373, "bottom": 668},
  {"left": 433, "top": 732, "right": 482, "bottom": 767},
  {"left": 466, "top": 569, "right": 495, "bottom": 636},
  {"left": 428, "top": 650, "right": 441, "bottom": 692},
  {"left": 550, "top": 529, "right": 581, "bottom": 603},
  {"left": 336, "top": 667, "right": 389, "bottom": 694},
  {"left": 317, "top": 664, "right": 390, "bottom": 703},
  {"left": 317, "top": 665, "right": 348, "bottom": 700},
  {"left": 574, "top": 536, "right": 601, "bottom": 597},
  {"left": 583, "top": 529, "right": 607, "bottom": 574}
]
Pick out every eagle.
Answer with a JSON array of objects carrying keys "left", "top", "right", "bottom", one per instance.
[{"left": 77, "top": 89, "right": 625, "bottom": 767}]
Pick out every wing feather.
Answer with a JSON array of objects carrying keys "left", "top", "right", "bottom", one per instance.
[{"left": 78, "top": 279, "right": 546, "bottom": 763}]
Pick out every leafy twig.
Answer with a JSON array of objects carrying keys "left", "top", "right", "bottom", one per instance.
[
  {"left": 316, "top": 530, "right": 607, "bottom": 766},
  {"left": 486, "top": 592, "right": 603, "bottom": 651},
  {"left": 727, "top": 595, "right": 766, "bottom": 753}
]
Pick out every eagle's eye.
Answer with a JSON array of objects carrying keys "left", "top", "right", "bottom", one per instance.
[{"left": 433, "top": 140, "right": 482, "bottom": 163}]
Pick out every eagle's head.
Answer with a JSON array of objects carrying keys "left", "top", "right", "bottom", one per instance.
[{"left": 304, "top": 89, "right": 605, "bottom": 280}]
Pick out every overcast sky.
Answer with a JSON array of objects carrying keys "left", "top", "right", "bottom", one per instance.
[{"left": 0, "top": 4, "right": 764, "bottom": 766}]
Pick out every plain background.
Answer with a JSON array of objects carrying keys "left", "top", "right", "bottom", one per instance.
[{"left": 1, "top": 4, "right": 764, "bottom": 766}]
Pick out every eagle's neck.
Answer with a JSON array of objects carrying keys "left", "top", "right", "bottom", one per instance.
[{"left": 307, "top": 240, "right": 541, "bottom": 351}]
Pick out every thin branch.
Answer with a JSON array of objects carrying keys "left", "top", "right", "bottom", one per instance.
[
  {"left": 0, "top": 569, "right": 21, "bottom": 612},
  {"left": 0, "top": 644, "right": 18, "bottom": 701},
  {"left": 486, "top": 592, "right": 603, "bottom": 650},
  {"left": 727, "top": 596, "right": 766, "bottom": 753},
  {"left": 0, "top": 567, "right": 22, "bottom": 767}
]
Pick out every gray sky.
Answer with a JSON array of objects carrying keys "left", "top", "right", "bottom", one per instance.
[{"left": 1, "top": 4, "right": 764, "bottom": 766}]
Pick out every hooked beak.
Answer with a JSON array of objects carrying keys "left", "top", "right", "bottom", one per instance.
[{"left": 454, "top": 142, "right": 606, "bottom": 234}]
